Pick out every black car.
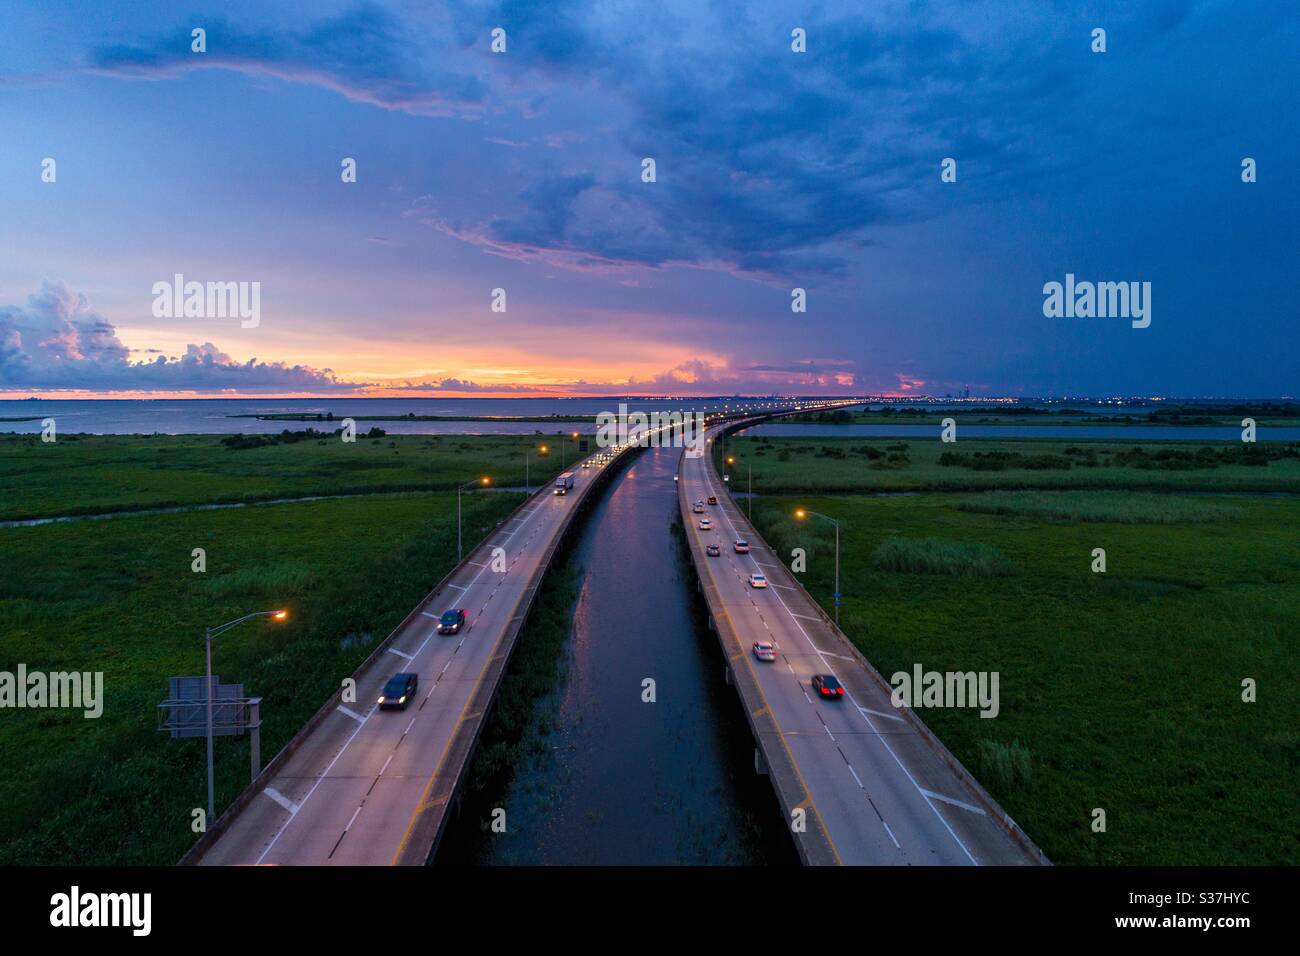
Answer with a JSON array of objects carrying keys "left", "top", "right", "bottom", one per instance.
[
  {"left": 379, "top": 673, "right": 418, "bottom": 709},
  {"left": 811, "top": 674, "right": 844, "bottom": 699},
  {"left": 437, "top": 608, "right": 467, "bottom": 635}
]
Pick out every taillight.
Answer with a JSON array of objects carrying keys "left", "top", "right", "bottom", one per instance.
[{"left": 837, "top": 687, "right": 844, "bottom": 695}]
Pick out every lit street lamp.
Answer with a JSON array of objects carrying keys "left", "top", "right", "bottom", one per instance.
[
  {"left": 794, "top": 508, "right": 842, "bottom": 627},
  {"left": 458, "top": 476, "right": 491, "bottom": 561},
  {"left": 204, "top": 609, "right": 287, "bottom": 821}
]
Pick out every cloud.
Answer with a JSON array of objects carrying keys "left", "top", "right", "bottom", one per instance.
[
  {"left": 421, "top": 0, "right": 1223, "bottom": 280},
  {"left": 565, "top": 357, "right": 861, "bottom": 396},
  {"left": 354, "top": 356, "right": 863, "bottom": 398},
  {"left": 74, "top": 0, "right": 1233, "bottom": 287},
  {"left": 0, "top": 283, "right": 864, "bottom": 397},
  {"left": 377, "top": 377, "right": 553, "bottom": 394},
  {"left": 0, "top": 281, "right": 359, "bottom": 393},
  {"left": 87, "top": 3, "right": 484, "bottom": 117}
]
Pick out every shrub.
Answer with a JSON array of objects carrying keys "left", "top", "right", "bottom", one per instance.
[{"left": 977, "top": 739, "right": 1033, "bottom": 794}]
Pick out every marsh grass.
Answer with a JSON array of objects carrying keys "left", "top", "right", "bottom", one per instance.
[
  {"left": 871, "top": 536, "right": 1015, "bottom": 577},
  {"left": 0, "top": 433, "right": 574, "bottom": 521},
  {"left": 719, "top": 436, "right": 1300, "bottom": 494},
  {"left": 956, "top": 490, "right": 1246, "bottom": 523},
  {"left": 748, "top": 487, "right": 1298, "bottom": 864},
  {"left": 977, "top": 739, "right": 1034, "bottom": 794},
  {"left": 0, "top": 491, "right": 523, "bottom": 864}
]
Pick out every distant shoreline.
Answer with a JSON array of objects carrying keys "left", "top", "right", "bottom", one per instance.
[{"left": 230, "top": 413, "right": 597, "bottom": 423}]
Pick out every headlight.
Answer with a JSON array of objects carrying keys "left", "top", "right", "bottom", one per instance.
[
  {"left": 399, "top": 696, "right": 407, "bottom": 704},
  {"left": 378, "top": 696, "right": 385, "bottom": 704}
]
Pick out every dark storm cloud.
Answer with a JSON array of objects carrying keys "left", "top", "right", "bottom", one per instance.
[
  {"left": 81, "top": 0, "right": 1249, "bottom": 282},
  {"left": 426, "top": 0, "right": 1213, "bottom": 278},
  {"left": 88, "top": 3, "right": 484, "bottom": 117}
]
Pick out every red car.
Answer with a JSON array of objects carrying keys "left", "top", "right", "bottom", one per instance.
[
  {"left": 707, "top": 495, "right": 718, "bottom": 505},
  {"left": 811, "top": 674, "right": 844, "bottom": 699},
  {"left": 706, "top": 543, "right": 721, "bottom": 556},
  {"left": 733, "top": 539, "right": 750, "bottom": 553}
]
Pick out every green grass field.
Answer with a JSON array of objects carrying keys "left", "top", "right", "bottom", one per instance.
[
  {"left": 0, "top": 489, "right": 523, "bottom": 865},
  {"left": 747, "top": 474, "right": 1299, "bottom": 864},
  {"left": 717, "top": 435, "right": 1300, "bottom": 494},
  {"left": 0, "top": 432, "right": 580, "bottom": 521}
]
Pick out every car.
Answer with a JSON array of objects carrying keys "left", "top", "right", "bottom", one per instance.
[
  {"left": 811, "top": 674, "right": 844, "bottom": 699},
  {"left": 699, "top": 518, "right": 712, "bottom": 530},
  {"left": 437, "top": 608, "right": 467, "bottom": 635},
  {"left": 734, "top": 539, "right": 750, "bottom": 553},
  {"left": 707, "top": 495, "right": 718, "bottom": 505},
  {"left": 752, "top": 641, "right": 777, "bottom": 661},
  {"left": 378, "top": 673, "right": 418, "bottom": 709},
  {"left": 748, "top": 572, "right": 767, "bottom": 588},
  {"left": 581, "top": 460, "right": 591, "bottom": 469},
  {"left": 705, "top": 543, "right": 721, "bottom": 557},
  {"left": 693, "top": 501, "right": 706, "bottom": 513}
]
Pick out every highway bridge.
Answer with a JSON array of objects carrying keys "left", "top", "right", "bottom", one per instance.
[
  {"left": 186, "top": 437, "right": 643, "bottom": 865},
  {"left": 185, "top": 398, "right": 1020, "bottom": 867},
  {"left": 677, "top": 418, "right": 1048, "bottom": 865},
  {"left": 184, "top": 403, "right": 839, "bottom": 865}
]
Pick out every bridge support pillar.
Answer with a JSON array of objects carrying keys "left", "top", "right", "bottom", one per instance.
[{"left": 754, "top": 747, "right": 768, "bottom": 776}]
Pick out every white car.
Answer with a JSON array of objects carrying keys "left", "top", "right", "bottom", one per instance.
[
  {"left": 752, "top": 641, "right": 777, "bottom": 661},
  {"left": 699, "top": 518, "right": 712, "bottom": 530},
  {"left": 748, "top": 572, "right": 768, "bottom": 588},
  {"left": 693, "top": 501, "right": 706, "bottom": 513}
]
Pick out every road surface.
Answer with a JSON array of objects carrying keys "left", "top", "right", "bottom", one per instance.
[
  {"left": 679, "top": 423, "right": 1045, "bottom": 865},
  {"left": 194, "top": 450, "right": 625, "bottom": 865}
]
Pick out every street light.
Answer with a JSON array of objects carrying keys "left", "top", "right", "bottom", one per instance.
[
  {"left": 794, "top": 508, "right": 842, "bottom": 627},
  {"left": 204, "top": 609, "right": 287, "bottom": 821},
  {"left": 523, "top": 444, "right": 543, "bottom": 495},
  {"left": 458, "top": 476, "right": 490, "bottom": 561}
]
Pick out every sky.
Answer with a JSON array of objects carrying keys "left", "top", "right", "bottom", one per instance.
[{"left": 0, "top": 0, "right": 1296, "bottom": 398}]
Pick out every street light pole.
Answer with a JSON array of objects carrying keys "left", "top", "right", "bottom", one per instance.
[
  {"left": 205, "top": 625, "right": 214, "bottom": 822},
  {"left": 794, "top": 509, "right": 842, "bottom": 628},
  {"left": 204, "top": 609, "right": 286, "bottom": 822},
  {"left": 834, "top": 520, "right": 840, "bottom": 627},
  {"left": 458, "top": 476, "right": 490, "bottom": 562}
]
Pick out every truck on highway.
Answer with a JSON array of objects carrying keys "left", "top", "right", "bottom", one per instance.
[{"left": 554, "top": 472, "right": 575, "bottom": 495}]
